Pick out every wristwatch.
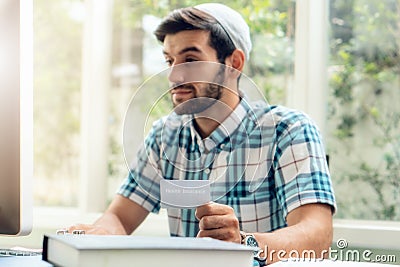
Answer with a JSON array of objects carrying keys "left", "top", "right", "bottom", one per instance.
[{"left": 240, "top": 231, "right": 267, "bottom": 266}]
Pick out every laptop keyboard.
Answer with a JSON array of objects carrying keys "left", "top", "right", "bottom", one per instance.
[{"left": 0, "top": 248, "right": 42, "bottom": 257}]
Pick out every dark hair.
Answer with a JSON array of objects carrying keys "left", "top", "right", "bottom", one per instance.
[{"left": 154, "top": 7, "right": 236, "bottom": 63}]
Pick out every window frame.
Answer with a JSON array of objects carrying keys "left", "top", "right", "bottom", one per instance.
[{"left": 29, "top": 0, "right": 400, "bottom": 251}]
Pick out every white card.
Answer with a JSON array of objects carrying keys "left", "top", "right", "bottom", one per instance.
[{"left": 160, "top": 180, "right": 211, "bottom": 208}]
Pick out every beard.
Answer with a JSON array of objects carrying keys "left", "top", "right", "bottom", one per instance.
[
  {"left": 171, "top": 64, "right": 226, "bottom": 115},
  {"left": 172, "top": 83, "right": 223, "bottom": 115}
]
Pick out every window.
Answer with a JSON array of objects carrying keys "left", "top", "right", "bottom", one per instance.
[
  {"left": 33, "top": 0, "right": 399, "bottom": 238},
  {"left": 34, "top": 0, "right": 83, "bottom": 206},
  {"left": 327, "top": 0, "right": 400, "bottom": 221}
]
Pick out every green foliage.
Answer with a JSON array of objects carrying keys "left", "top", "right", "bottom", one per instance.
[
  {"left": 34, "top": 0, "right": 83, "bottom": 206},
  {"left": 328, "top": 0, "right": 400, "bottom": 220}
]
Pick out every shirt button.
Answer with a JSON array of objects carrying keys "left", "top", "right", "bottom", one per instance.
[
  {"left": 204, "top": 138, "right": 216, "bottom": 152},
  {"left": 204, "top": 168, "right": 210, "bottom": 174},
  {"left": 220, "top": 143, "right": 225, "bottom": 149}
]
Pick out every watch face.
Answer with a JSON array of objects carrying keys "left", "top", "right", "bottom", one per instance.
[
  {"left": 245, "top": 235, "right": 259, "bottom": 248},
  {"left": 244, "top": 235, "right": 266, "bottom": 265}
]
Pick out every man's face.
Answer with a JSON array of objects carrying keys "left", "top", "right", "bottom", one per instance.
[{"left": 163, "top": 30, "right": 225, "bottom": 115}]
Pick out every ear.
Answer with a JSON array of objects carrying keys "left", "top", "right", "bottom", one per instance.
[{"left": 225, "top": 49, "right": 245, "bottom": 72}]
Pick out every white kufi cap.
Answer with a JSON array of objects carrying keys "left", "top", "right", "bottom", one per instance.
[{"left": 195, "top": 3, "right": 252, "bottom": 60}]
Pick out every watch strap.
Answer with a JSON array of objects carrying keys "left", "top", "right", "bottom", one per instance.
[{"left": 240, "top": 231, "right": 267, "bottom": 266}]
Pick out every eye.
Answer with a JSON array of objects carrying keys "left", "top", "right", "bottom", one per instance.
[
  {"left": 165, "top": 58, "right": 173, "bottom": 66},
  {"left": 185, "top": 57, "right": 197, "bottom": 63}
]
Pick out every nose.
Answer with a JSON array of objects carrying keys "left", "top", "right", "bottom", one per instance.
[{"left": 167, "top": 63, "right": 185, "bottom": 85}]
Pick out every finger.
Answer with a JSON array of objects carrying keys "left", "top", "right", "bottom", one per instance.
[
  {"left": 197, "top": 227, "right": 240, "bottom": 243},
  {"left": 67, "top": 224, "right": 93, "bottom": 233},
  {"left": 66, "top": 224, "right": 110, "bottom": 235},
  {"left": 198, "top": 214, "right": 239, "bottom": 230},
  {"left": 195, "top": 202, "right": 234, "bottom": 220}
]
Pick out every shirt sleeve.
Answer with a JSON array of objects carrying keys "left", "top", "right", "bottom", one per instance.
[
  {"left": 117, "top": 122, "right": 163, "bottom": 214},
  {"left": 273, "top": 112, "right": 337, "bottom": 218}
]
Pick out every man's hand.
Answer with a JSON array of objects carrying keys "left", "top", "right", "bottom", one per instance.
[
  {"left": 64, "top": 195, "right": 150, "bottom": 236},
  {"left": 66, "top": 223, "right": 120, "bottom": 235},
  {"left": 195, "top": 202, "right": 241, "bottom": 243}
]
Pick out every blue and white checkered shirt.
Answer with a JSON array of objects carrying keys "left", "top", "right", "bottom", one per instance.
[{"left": 118, "top": 98, "right": 336, "bottom": 237}]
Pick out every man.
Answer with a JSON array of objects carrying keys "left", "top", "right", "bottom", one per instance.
[{"left": 69, "top": 3, "right": 336, "bottom": 265}]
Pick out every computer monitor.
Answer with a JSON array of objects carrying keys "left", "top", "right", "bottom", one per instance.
[{"left": 0, "top": 0, "right": 33, "bottom": 236}]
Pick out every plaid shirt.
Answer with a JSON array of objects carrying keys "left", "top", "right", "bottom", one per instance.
[{"left": 118, "top": 98, "right": 336, "bottom": 237}]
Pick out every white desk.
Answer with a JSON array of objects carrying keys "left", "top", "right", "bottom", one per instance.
[
  {"left": 0, "top": 256, "right": 52, "bottom": 267},
  {"left": 0, "top": 257, "right": 397, "bottom": 267}
]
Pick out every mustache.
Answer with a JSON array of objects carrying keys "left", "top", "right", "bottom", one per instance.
[{"left": 169, "top": 83, "right": 195, "bottom": 91}]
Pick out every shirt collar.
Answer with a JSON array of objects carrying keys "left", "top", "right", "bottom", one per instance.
[{"left": 189, "top": 95, "right": 251, "bottom": 152}]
